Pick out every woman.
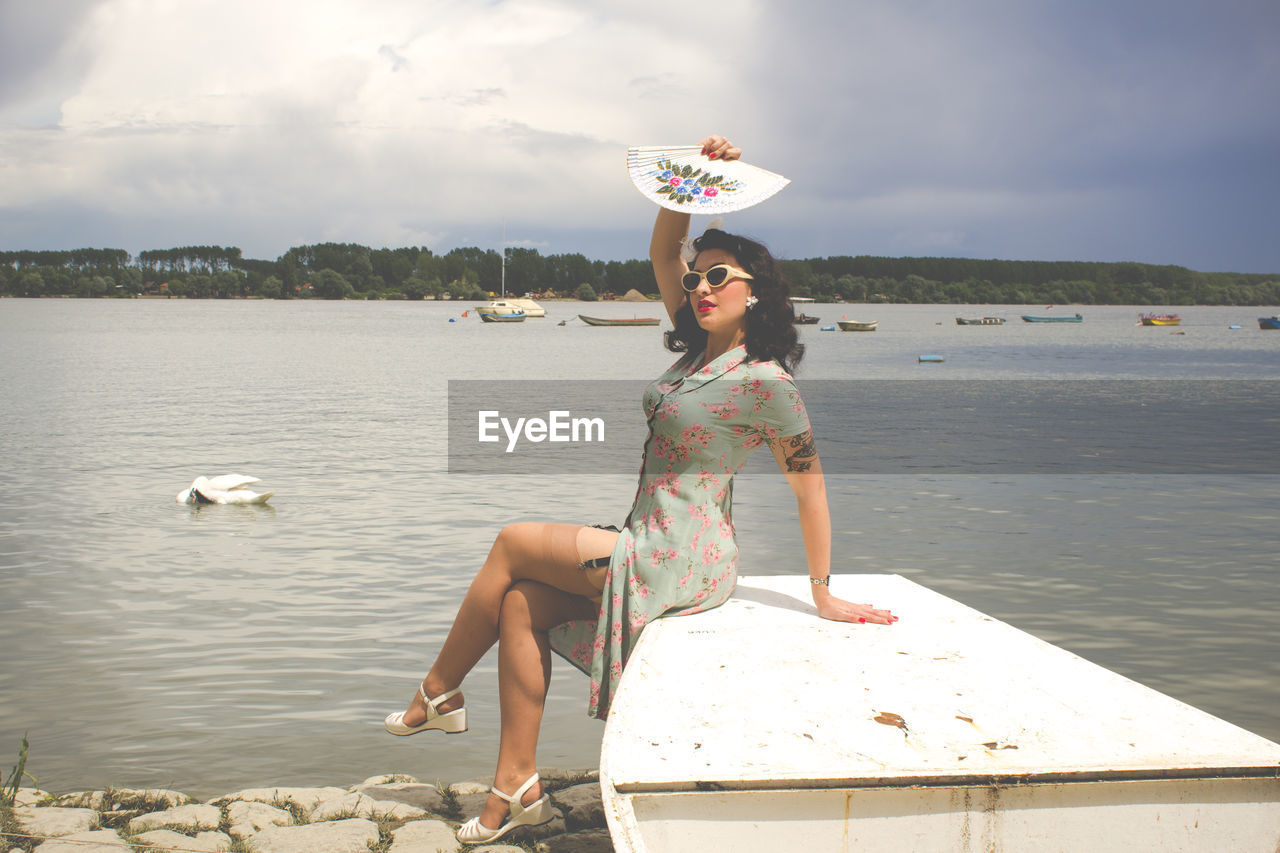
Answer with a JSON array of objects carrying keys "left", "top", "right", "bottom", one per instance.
[{"left": 384, "top": 134, "right": 897, "bottom": 845}]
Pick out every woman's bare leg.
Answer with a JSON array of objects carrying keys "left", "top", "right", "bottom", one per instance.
[
  {"left": 396, "top": 522, "right": 617, "bottom": 725},
  {"left": 475, "top": 579, "right": 595, "bottom": 830}
]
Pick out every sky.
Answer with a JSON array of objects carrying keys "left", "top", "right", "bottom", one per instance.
[{"left": 1, "top": 0, "right": 1278, "bottom": 273}]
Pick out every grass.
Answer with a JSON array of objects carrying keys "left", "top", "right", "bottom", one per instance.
[
  {"left": 97, "top": 786, "right": 195, "bottom": 831},
  {"left": 1, "top": 732, "right": 35, "bottom": 808},
  {"left": 267, "top": 794, "right": 311, "bottom": 825},
  {"left": 0, "top": 802, "right": 21, "bottom": 851},
  {"left": 436, "top": 782, "right": 462, "bottom": 819}
]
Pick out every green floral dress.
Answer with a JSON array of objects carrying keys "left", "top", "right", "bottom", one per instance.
[{"left": 549, "top": 344, "right": 811, "bottom": 718}]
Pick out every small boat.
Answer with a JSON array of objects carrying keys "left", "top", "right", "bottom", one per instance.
[
  {"left": 955, "top": 316, "right": 1005, "bottom": 325},
  {"left": 1021, "top": 313, "right": 1083, "bottom": 323},
  {"left": 836, "top": 320, "right": 877, "bottom": 332},
  {"left": 476, "top": 298, "right": 545, "bottom": 318},
  {"left": 794, "top": 313, "right": 820, "bottom": 325},
  {"left": 1258, "top": 316, "right": 1280, "bottom": 330},
  {"left": 476, "top": 223, "right": 543, "bottom": 321},
  {"left": 478, "top": 308, "right": 526, "bottom": 323},
  {"left": 918, "top": 354, "right": 944, "bottom": 363},
  {"left": 1140, "top": 313, "right": 1181, "bottom": 326},
  {"left": 599, "top": 575, "right": 1280, "bottom": 853},
  {"left": 578, "top": 315, "right": 661, "bottom": 327}
]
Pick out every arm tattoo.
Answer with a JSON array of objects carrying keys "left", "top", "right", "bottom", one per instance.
[{"left": 780, "top": 430, "right": 817, "bottom": 473}]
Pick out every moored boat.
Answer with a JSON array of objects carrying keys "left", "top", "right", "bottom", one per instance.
[
  {"left": 600, "top": 574, "right": 1280, "bottom": 853},
  {"left": 1021, "top": 313, "right": 1084, "bottom": 323},
  {"left": 1140, "top": 313, "right": 1181, "bottom": 326},
  {"left": 1258, "top": 316, "right": 1280, "bottom": 330},
  {"left": 475, "top": 297, "right": 545, "bottom": 317},
  {"left": 793, "top": 313, "right": 820, "bottom": 325},
  {"left": 956, "top": 316, "right": 1005, "bottom": 325},
  {"left": 476, "top": 299, "right": 542, "bottom": 318},
  {"left": 578, "top": 315, "right": 661, "bottom": 327},
  {"left": 836, "top": 320, "right": 877, "bottom": 332},
  {"left": 478, "top": 308, "right": 526, "bottom": 323}
]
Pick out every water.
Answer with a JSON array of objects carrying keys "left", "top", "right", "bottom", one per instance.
[{"left": 1, "top": 299, "right": 1277, "bottom": 799}]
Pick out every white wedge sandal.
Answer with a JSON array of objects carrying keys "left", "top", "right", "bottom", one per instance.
[
  {"left": 455, "top": 772, "right": 554, "bottom": 845},
  {"left": 383, "top": 685, "right": 467, "bottom": 735}
]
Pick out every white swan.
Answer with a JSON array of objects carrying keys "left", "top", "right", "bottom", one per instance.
[{"left": 176, "top": 474, "right": 274, "bottom": 505}]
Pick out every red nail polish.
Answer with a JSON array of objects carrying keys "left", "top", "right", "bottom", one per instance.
[
  {"left": 709, "top": 152, "right": 719, "bottom": 159},
  {"left": 858, "top": 617, "right": 867, "bottom": 623}
]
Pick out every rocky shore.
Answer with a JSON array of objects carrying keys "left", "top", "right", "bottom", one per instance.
[{"left": 2, "top": 769, "right": 613, "bottom": 853}]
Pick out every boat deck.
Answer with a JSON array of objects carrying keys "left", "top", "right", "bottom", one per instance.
[{"left": 600, "top": 574, "right": 1280, "bottom": 852}]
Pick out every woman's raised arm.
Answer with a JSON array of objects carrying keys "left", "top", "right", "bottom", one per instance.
[
  {"left": 649, "top": 135, "right": 741, "bottom": 325},
  {"left": 650, "top": 207, "right": 691, "bottom": 325}
]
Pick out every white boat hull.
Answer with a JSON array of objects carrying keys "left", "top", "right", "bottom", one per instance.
[
  {"left": 600, "top": 575, "right": 1280, "bottom": 852},
  {"left": 476, "top": 298, "right": 545, "bottom": 317}
]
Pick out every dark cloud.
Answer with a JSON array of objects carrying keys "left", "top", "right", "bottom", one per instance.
[
  {"left": 0, "top": 0, "right": 102, "bottom": 121},
  {"left": 730, "top": 0, "right": 1280, "bottom": 270}
]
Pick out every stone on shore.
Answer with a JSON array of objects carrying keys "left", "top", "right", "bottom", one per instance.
[
  {"left": 355, "top": 773, "right": 418, "bottom": 787},
  {"left": 134, "top": 829, "right": 233, "bottom": 852},
  {"left": 14, "top": 806, "right": 99, "bottom": 837},
  {"left": 310, "top": 790, "right": 427, "bottom": 821},
  {"left": 13, "top": 769, "right": 606, "bottom": 853},
  {"left": 539, "top": 768, "right": 600, "bottom": 786},
  {"left": 352, "top": 781, "right": 447, "bottom": 814},
  {"left": 14, "top": 787, "right": 51, "bottom": 807},
  {"left": 215, "top": 785, "right": 347, "bottom": 812},
  {"left": 31, "top": 829, "right": 124, "bottom": 853},
  {"left": 128, "top": 802, "right": 221, "bottom": 832},
  {"left": 543, "top": 827, "right": 615, "bottom": 852},
  {"left": 387, "top": 818, "right": 459, "bottom": 852},
  {"left": 250, "top": 817, "right": 380, "bottom": 853},
  {"left": 225, "top": 799, "right": 294, "bottom": 838},
  {"left": 551, "top": 782, "right": 606, "bottom": 830},
  {"left": 449, "top": 779, "right": 491, "bottom": 796},
  {"left": 54, "top": 787, "right": 190, "bottom": 810}
]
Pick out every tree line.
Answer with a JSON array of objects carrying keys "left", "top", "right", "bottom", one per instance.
[{"left": 2, "top": 243, "right": 1277, "bottom": 305}]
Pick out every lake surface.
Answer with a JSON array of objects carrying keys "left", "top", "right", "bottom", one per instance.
[{"left": 1, "top": 298, "right": 1277, "bottom": 798}]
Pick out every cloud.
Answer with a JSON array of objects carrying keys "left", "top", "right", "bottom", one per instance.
[{"left": 0, "top": 0, "right": 1277, "bottom": 271}]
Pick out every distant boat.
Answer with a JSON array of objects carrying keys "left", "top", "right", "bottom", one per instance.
[
  {"left": 1258, "top": 316, "right": 1280, "bottom": 330},
  {"left": 478, "top": 308, "right": 526, "bottom": 323},
  {"left": 956, "top": 316, "right": 1005, "bottom": 326},
  {"left": 476, "top": 299, "right": 541, "bottom": 318},
  {"left": 1021, "top": 313, "right": 1083, "bottom": 323},
  {"left": 837, "top": 320, "right": 877, "bottom": 332},
  {"left": 918, "top": 354, "right": 945, "bottom": 363},
  {"left": 794, "top": 313, "right": 820, "bottom": 325},
  {"left": 476, "top": 297, "right": 545, "bottom": 318},
  {"left": 578, "top": 315, "right": 661, "bottom": 327},
  {"left": 475, "top": 221, "right": 543, "bottom": 320},
  {"left": 1140, "top": 313, "right": 1181, "bottom": 326},
  {"left": 819, "top": 325, "right": 837, "bottom": 331}
]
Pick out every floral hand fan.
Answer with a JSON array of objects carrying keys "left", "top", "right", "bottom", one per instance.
[{"left": 627, "top": 145, "right": 791, "bottom": 213}]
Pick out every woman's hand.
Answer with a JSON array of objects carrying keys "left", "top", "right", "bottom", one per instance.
[
  {"left": 813, "top": 588, "right": 898, "bottom": 625},
  {"left": 699, "top": 135, "right": 741, "bottom": 162}
]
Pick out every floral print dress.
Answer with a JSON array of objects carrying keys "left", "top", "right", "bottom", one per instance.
[{"left": 549, "top": 344, "right": 811, "bottom": 719}]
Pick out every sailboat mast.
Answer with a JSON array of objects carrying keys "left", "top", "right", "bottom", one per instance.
[{"left": 500, "top": 221, "right": 506, "bottom": 298}]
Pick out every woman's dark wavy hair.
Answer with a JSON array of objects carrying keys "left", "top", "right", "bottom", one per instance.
[{"left": 664, "top": 228, "right": 805, "bottom": 374}]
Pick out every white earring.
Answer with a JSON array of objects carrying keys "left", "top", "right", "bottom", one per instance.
[{"left": 745, "top": 295, "right": 759, "bottom": 309}]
